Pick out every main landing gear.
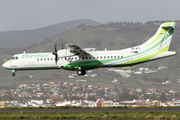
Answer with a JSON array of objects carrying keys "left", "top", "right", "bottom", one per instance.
[
  {"left": 74, "top": 67, "right": 86, "bottom": 76},
  {"left": 74, "top": 66, "right": 86, "bottom": 76},
  {"left": 77, "top": 69, "right": 86, "bottom": 76}
]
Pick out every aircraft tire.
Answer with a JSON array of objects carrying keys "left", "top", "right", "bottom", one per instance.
[
  {"left": 77, "top": 70, "right": 86, "bottom": 76},
  {"left": 12, "top": 73, "right": 15, "bottom": 76},
  {"left": 82, "top": 70, "right": 86, "bottom": 75}
]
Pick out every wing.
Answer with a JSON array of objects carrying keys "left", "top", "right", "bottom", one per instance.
[{"left": 65, "top": 44, "right": 89, "bottom": 55}]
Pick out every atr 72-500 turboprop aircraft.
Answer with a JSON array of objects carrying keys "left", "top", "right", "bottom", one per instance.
[{"left": 2, "top": 22, "right": 177, "bottom": 76}]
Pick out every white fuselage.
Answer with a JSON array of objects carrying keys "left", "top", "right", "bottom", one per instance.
[{"left": 2, "top": 48, "right": 133, "bottom": 71}]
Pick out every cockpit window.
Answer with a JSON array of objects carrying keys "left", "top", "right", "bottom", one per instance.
[
  {"left": 11, "top": 56, "right": 18, "bottom": 60},
  {"left": 11, "top": 57, "right": 15, "bottom": 60}
]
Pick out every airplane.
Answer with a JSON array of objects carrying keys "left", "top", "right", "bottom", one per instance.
[{"left": 2, "top": 22, "right": 177, "bottom": 76}]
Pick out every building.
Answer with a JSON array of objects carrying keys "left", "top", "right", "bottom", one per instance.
[
  {"left": 171, "top": 98, "right": 180, "bottom": 106},
  {"left": 0, "top": 101, "right": 5, "bottom": 108},
  {"left": 49, "top": 82, "right": 55, "bottom": 85},
  {"left": 0, "top": 101, "right": 13, "bottom": 108},
  {"left": 152, "top": 100, "right": 161, "bottom": 106}
]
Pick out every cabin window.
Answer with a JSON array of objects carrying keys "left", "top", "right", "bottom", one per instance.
[
  {"left": 37, "top": 58, "right": 39, "bottom": 61},
  {"left": 86, "top": 57, "right": 88, "bottom": 59},
  {"left": 97, "top": 56, "right": 99, "bottom": 59},
  {"left": 82, "top": 57, "right": 84, "bottom": 60},
  {"left": 72, "top": 57, "right": 73, "bottom": 60},
  {"left": 107, "top": 56, "right": 109, "bottom": 59},
  {"left": 93, "top": 57, "right": 95, "bottom": 59},
  {"left": 75, "top": 57, "right": 77, "bottom": 60},
  {"left": 44, "top": 58, "right": 46, "bottom": 61},
  {"left": 100, "top": 56, "right": 102, "bottom": 59},
  {"left": 89, "top": 57, "right": 91, "bottom": 59},
  {"left": 16, "top": 57, "right": 18, "bottom": 59},
  {"left": 118, "top": 56, "right": 120, "bottom": 58},
  {"left": 41, "top": 58, "right": 43, "bottom": 61},
  {"left": 114, "top": 56, "right": 116, "bottom": 58},
  {"left": 111, "top": 56, "right": 113, "bottom": 58},
  {"left": 121, "top": 56, "right": 123, "bottom": 58},
  {"left": 104, "top": 56, "right": 106, "bottom": 59},
  {"left": 65, "top": 57, "right": 67, "bottom": 60},
  {"left": 47, "top": 58, "right": 49, "bottom": 61}
]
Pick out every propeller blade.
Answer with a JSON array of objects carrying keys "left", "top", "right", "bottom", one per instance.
[
  {"left": 54, "top": 43, "right": 57, "bottom": 52},
  {"left": 55, "top": 54, "right": 58, "bottom": 65},
  {"left": 52, "top": 43, "right": 58, "bottom": 65}
]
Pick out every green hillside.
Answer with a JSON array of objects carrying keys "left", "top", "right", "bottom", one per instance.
[{"left": 1, "top": 20, "right": 180, "bottom": 91}]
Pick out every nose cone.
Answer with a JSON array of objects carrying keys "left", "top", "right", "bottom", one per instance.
[
  {"left": 2, "top": 61, "right": 10, "bottom": 69},
  {"left": 2, "top": 62, "right": 7, "bottom": 68}
]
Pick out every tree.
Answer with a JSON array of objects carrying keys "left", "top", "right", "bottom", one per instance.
[
  {"left": 118, "top": 93, "right": 137, "bottom": 101},
  {"left": 113, "top": 85, "right": 119, "bottom": 93},
  {"left": 71, "top": 96, "right": 80, "bottom": 100},
  {"left": 63, "top": 93, "right": 68, "bottom": 100},
  {"left": 87, "top": 96, "right": 96, "bottom": 101},
  {"left": 159, "top": 92, "right": 168, "bottom": 102},
  {"left": 96, "top": 90, "right": 105, "bottom": 97}
]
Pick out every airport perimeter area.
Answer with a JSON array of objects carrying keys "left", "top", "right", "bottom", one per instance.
[{"left": 0, "top": 107, "right": 180, "bottom": 119}]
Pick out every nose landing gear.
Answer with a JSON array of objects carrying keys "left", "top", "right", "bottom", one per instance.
[
  {"left": 12, "top": 72, "right": 15, "bottom": 76},
  {"left": 11, "top": 70, "right": 16, "bottom": 77}
]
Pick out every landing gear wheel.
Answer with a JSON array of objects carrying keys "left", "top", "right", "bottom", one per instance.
[
  {"left": 77, "top": 70, "right": 82, "bottom": 75},
  {"left": 82, "top": 70, "right": 86, "bottom": 75},
  {"left": 77, "top": 70, "right": 86, "bottom": 76},
  {"left": 12, "top": 73, "right": 15, "bottom": 76}
]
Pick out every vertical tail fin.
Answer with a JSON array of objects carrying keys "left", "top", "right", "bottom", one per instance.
[{"left": 141, "top": 22, "right": 176, "bottom": 52}]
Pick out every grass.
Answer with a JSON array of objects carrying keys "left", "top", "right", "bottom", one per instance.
[
  {"left": 2, "top": 106, "right": 180, "bottom": 110},
  {"left": 0, "top": 111, "right": 180, "bottom": 119}
]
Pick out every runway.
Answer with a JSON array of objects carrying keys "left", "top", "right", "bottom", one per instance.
[{"left": 0, "top": 108, "right": 180, "bottom": 113}]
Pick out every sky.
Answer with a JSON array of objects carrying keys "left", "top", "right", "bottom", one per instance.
[{"left": 0, "top": 0, "right": 180, "bottom": 31}]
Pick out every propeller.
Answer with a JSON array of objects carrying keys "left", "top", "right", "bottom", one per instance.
[
  {"left": 62, "top": 42, "right": 64, "bottom": 49},
  {"left": 52, "top": 43, "right": 58, "bottom": 65}
]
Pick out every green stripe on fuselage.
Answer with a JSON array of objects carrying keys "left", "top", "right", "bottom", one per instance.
[
  {"left": 62, "top": 38, "right": 171, "bottom": 71},
  {"left": 124, "top": 45, "right": 170, "bottom": 66}
]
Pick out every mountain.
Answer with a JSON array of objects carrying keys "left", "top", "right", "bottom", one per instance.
[{"left": 0, "top": 19, "right": 101, "bottom": 49}]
